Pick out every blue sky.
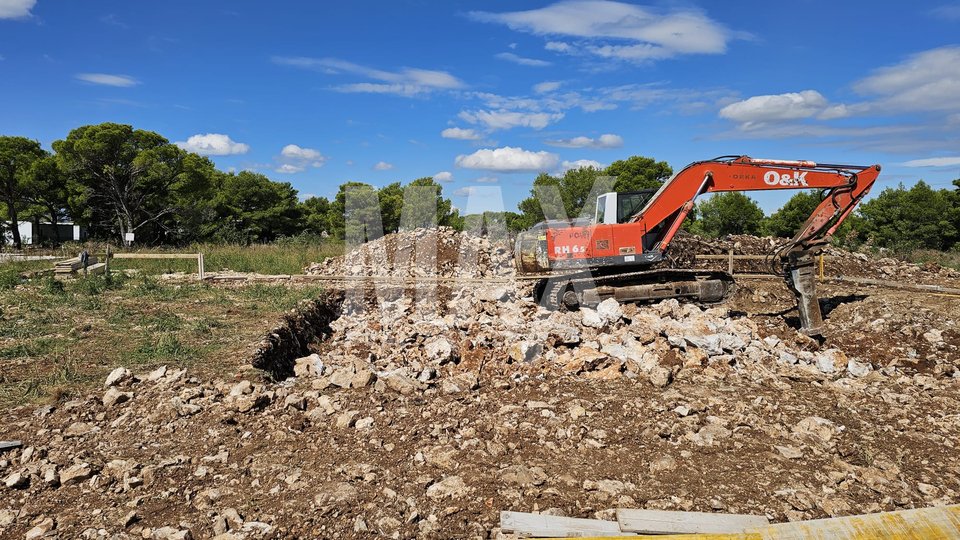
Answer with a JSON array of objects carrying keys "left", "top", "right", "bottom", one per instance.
[{"left": 1, "top": 0, "right": 959, "bottom": 215}]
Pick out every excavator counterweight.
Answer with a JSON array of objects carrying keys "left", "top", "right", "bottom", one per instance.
[{"left": 515, "top": 155, "right": 881, "bottom": 337}]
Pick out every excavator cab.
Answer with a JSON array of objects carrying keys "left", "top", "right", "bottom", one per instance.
[{"left": 595, "top": 190, "right": 657, "bottom": 225}]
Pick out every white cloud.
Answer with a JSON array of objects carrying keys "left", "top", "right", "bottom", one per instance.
[
  {"left": 546, "top": 133, "right": 622, "bottom": 148},
  {"left": 560, "top": 159, "right": 604, "bottom": 172},
  {"left": 0, "top": 0, "right": 35, "bottom": 19},
  {"left": 929, "top": 4, "right": 960, "bottom": 20},
  {"left": 433, "top": 171, "right": 453, "bottom": 183},
  {"left": 471, "top": 1, "right": 737, "bottom": 63},
  {"left": 533, "top": 81, "right": 562, "bottom": 93},
  {"left": 495, "top": 52, "right": 551, "bottom": 67},
  {"left": 275, "top": 144, "right": 327, "bottom": 173},
  {"left": 854, "top": 45, "right": 960, "bottom": 113},
  {"left": 275, "top": 164, "right": 305, "bottom": 174},
  {"left": 453, "top": 186, "right": 481, "bottom": 197},
  {"left": 175, "top": 133, "right": 250, "bottom": 156},
  {"left": 373, "top": 161, "right": 394, "bottom": 171},
  {"left": 441, "top": 127, "right": 482, "bottom": 140},
  {"left": 455, "top": 146, "right": 559, "bottom": 172},
  {"left": 280, "top": 144, "right": 322, "bottom": 160},
  {"left": 902, "top": 156, "right": 960, "bottom": 167},
  {"left": 75, "top": 73, "right": 140, "bottom": 87},
  {"left": 459, "top": 109, "right": 564, "bottom": 130},
  {"left": 272, "top": 56, "right": 465, "bottom": 96},
  {"left": 475, "top": 176, "right": 499, "bottom": 183},
  {"left": 719, "top": 90, "right": 831, "bottom": 124}
]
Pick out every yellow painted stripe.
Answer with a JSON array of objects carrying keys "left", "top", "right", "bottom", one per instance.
[{"left": 557, "top": 505, "right": 960, "bottom": 540}]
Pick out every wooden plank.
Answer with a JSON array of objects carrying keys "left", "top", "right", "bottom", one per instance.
[
  {"left": 54, "top": 256, "right": 98, "bottom": 271},
  {"left": 617, "top": 509, "right": 769, "bottom": 535},
  {"left": 0, "top": 440, "right": 22, "bottom": 452},
  {"left": 110, "top": 253, "right": 199, "bottom": 260},
  {"left": 830, "top": 275, "right": 960, "bottom": 296},
  {"left": 501, "top": 511, "right": 634, "bottom": 537}
]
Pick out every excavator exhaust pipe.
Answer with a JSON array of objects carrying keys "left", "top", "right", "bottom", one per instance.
[{"left": 785, "top": 252, "right": 825, "bottom": 337}]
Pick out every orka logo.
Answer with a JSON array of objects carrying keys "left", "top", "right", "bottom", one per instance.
[{"left": 764, "top": 170, "right": 809, "bottom": 187}]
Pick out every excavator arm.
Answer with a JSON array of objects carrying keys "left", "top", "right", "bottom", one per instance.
[
  {"left": 636, "top": 156, "right": 880, "bottom": 336},
  {"left": 636, "top": 156, "right": 881, "bottom": 254}
]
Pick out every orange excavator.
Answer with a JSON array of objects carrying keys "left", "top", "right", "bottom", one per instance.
[{"left": 514, "top": 156, "right": 882, "bottom": 337}]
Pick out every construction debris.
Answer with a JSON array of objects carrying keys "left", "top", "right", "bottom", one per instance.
[{"left": 1, "top": 228, "right": 959, "bottom": 538}]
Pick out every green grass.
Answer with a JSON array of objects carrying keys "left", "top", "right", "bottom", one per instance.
[
  {"left": 902, "top": 248, "right": 960, "bottom": 271},
  {"left": 101, "top": 241, "right": 344, "bottom": 275}
]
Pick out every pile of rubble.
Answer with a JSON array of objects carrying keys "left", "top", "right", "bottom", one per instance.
[
  {"left": 304, "top": 226, "right": 514, "bottom": 278},
  {"left": 2, "top": 227, "right": 959, "bottom": 538}
]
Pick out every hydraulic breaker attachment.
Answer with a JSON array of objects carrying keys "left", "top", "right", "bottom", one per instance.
[{"left": 785, "top": 251, "right": 824, "bottom": 337}]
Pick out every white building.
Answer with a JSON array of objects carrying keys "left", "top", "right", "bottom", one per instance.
[{"left": 2, "top": 221, "right": 86, "bottom": 246}]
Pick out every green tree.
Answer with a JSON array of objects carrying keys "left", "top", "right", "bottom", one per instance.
[
  {"left": 377, "top": 182, "right": 404, "bottom": 234},
  {"left": 516, "top": 173, "right": 564, "bottom": 229},
  {"left": 301, "top": 196, "right": 332, "bottom": 236},
  {"left": 690, "top": 192, "right": 765, "bottom": 238},
  {"left": 604, "top": 155, "right": 673, "bottom": 191},
  {"left": 22, "top": 156, "right": 69, "bottom": 231},
  {"left": 514, "top": 156, "right": 672, "bottom": 230},
  {"left": 762, "top": 191, "right": 822, "bottom": 238},
  {"left": 0, "top": 136, "right": 45, "bottom": 249},
  {"left": 207, "top": 171, "right": 301, "bottom": 243},
  {"left": 329, "top": 182, "right": 380, "bottom": 243},
  {"left": 400, "top": 177, "right": 459, "bottom": 230},
  {"left": 53, "top": 123, "right": 212, "bottom": 245},
  {"left": 856, "top": 181, "right": 959, "bottom": 251}
]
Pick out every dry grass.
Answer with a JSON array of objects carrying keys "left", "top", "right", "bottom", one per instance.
[{"left": 0, "top": 273, "right": 325, "bottom": 408}]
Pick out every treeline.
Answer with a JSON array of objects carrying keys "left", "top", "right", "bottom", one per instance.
[
  {"left": 0, "top": 123, "right": 464, "bottom": 249},
  {"left": 2, "top": 122, "right": 959, "bottom": 253}
]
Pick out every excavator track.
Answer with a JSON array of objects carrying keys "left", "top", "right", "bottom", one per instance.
[{"left": 534, "top": 268, "right": 736, "bottom": 311}]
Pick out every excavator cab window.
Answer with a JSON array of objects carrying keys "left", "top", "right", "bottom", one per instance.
[{"left": 616, "top": 190, "right": 656, "bottom": 223}]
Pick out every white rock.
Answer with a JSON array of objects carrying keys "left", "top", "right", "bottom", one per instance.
[
  {"left": 426, "top": 475, "right": 470, "bottom": 499},
  {"left": 102, "top": 387, "right": 132, "bottom": 407},
  {"left": 293, "top": 354, "right": 324, "bottom": 378},
  {"left": 104, "top": 367, "right": 132, "bottom": 387},
  {"left": 424, "top": 337, "right": 454, "bottom": 362},
  {"left": 146, "top": 365, "right": 168, "bottom": 382},
  {"left": 581, "top": 308, "right": 603, "bottom": 328},
  {"left": 24, "top": 517, "right": 55, "bottom": 540},
  {"left": 60, "top": 462, "right": 94, "bottom": 485},
  {"left": 846, "top": 358, "right": 872, "bottom": 377},
  {"left": 596, "top": 298, "right": 624, "bottom": 324}
]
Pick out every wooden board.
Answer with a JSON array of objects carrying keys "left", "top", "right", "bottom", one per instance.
[
  {"left": 0, "top": 440, "right": 22, "bottom": 452},
  {"left": 617, "top": 509, "right": 769, "bottom": 535},
  {"left": 110, "top": 253, "right": 199, "bottom": 260},
  {"left": 54, "top": 256, "right": 98, "bottom": 272},
  {"left": 501, "top": 511, "right": 635, "bottom": 537}
]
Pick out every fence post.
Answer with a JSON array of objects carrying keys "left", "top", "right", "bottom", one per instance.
[
  {"left": 819, "top": 253, "right": 825, "bottom": 280},
  {"left": 105, "top": 245, "right": 111, "bottom": 277},
  {"left": 197, "top": 253, "right": 205, "bottom": 281},
  {"left": 728, "top": 249, "right": 734, "bottom": 275}
]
